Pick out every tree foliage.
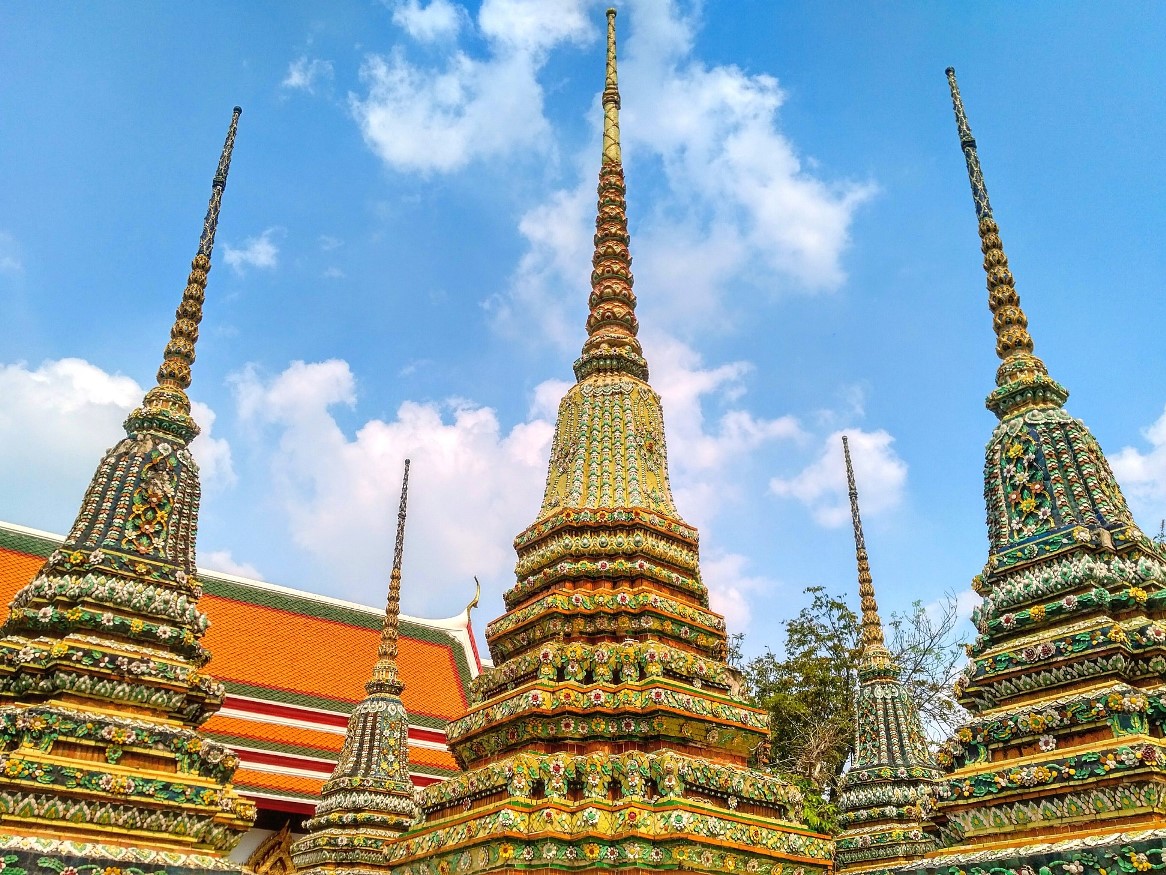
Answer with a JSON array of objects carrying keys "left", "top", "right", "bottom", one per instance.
[{"left": 741, "top": 586, "right": 968, "bottom": 802}]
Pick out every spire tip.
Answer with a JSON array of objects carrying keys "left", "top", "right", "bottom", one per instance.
[{"left": 842, "top": 435, "right": 886, "bottom": 653}]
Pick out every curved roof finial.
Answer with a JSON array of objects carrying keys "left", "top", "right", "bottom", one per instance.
[
  {"left": 368, "top": 459, "right": 410, "bottom": 695},
  {"left": 466, "top": 575, "right": 481, "bottom": 622},
  {"left": 944, "top": 68, "right": 1066, "bottom": 418}
]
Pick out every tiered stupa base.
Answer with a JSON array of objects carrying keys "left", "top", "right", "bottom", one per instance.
[{"left": 0, "top": 838, "right": 243, "bottom": 875}]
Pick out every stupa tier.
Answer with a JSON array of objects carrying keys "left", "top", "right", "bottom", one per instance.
[
  {"left": 351, "top": 12, "right": 834, "bottom": 875},
  {"left": 834, "top": 437, "right": 940, "bottom": 875},
  {"left": 903, "top": 70, "right": 1166, "bottom": 875},
  {"left": 0, "top": 109, "right": 254, "bottom": 874}
]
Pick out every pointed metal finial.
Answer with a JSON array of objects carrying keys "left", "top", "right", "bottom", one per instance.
[
  {"left": 842, "top": 436, "right": 885, "bottom": 652},
  {"left": 198, "top": 106, "right": 242, "bottom": 259},
  {"left": 159, "top": 106, "right": 241, "bottom": 391},
  {"left": 574, "top": 8, "right": 648, "bottom": 382},
  {"left": 393, "top": 458, "right": 411, "bottom": 573},
  {"left": 131, "top": 106, "right": 242, "bottom": 443},
  {"left": 945, "top": 68, "right": 991, "bottom": 221},
  {"left": 368, "top": 459, "right": 410, "bottom": 695},
  {"left": 944, "top": 69, "right": 1066, "bottom": 418},
  {"left": 602, "top": 8, "right": 621, "bottom": 165}
]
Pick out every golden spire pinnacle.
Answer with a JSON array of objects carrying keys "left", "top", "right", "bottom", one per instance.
[
  {"left": 368, "top": 459, "right": 410, "bottom": 695},
  {"left": 602, "top": 8, "right": 621, "bottom": 166},
  {"left": 842, "top": 436, "right": 885, "bottom": 653},
  {"left": 944, "top": 69, "right": 1067, "bottom": 419},
  {"left": 575, "top": 7, "right": 648, "bottom": 382},
  {"left": 130, "top": 106, "right": 242, "bottom": 443}
]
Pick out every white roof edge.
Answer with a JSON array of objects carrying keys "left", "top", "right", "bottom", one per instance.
[
  {"left": 0, "top": 520, "right": 68, "bottom": 541},
  {"left": 0, "top": 519, "right": 481, "bottom": 674}
]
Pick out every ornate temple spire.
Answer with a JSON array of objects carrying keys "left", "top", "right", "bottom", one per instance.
[
  {"left": 575, "top": 8, "right": 648, "bottom": 382},
  {"left": 944, "top": 69, "right": 1066, "bottom": 420},
  {"left": 601, "top": 7, "right": 621, "bottom": 166},
  {"left": 835, "top": 439, "right": 939, "bottom": 873},
  {"left": 843, "top": 435, "right": 886, "bottom": 654},
  {"left": 291, "top": 460, "right": 420, "bottom": 873},
  {"left": 917, "top": 69, "right": 1166, "bottom": 875},
  {"left": 129, "top": 106, "right": 242, "bottom": 444},
  {"left": 0, "top": 106, "right": 254, "bottom": 872},
  {"left": 368, "top": 459, "right": 410, "bottom": 695}
]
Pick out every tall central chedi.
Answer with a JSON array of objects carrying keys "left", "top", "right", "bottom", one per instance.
[
  {"left": 906, "top": 70, "right": 1166, "bottom": 875},
  {"left": 0, "top": 109, "right": 255, "bottom": 873},
  {"left": 379, "top": 10, "right": 832, "bottom": 875}
]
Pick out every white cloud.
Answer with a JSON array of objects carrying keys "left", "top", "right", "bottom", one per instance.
[
  {"left": 201, "top": 549, "right": 264, "bottom": 580},
  {"left": 0, "top": 358, "right": 235, "bottom": 532},
  {"left": 649, "top": 334, "right": 803, "bottom": 472},
  {"left": 223, "top": 228, "right": 281, "bottom": 274},
  {"left": 1111, "top": 404, "right": 1166, "bottom": 530},
  {"left": 391, "top": 0, "right": 466, "bottom": 42},
  {"left": 770, "top": 428, "right": 907, "bottom": 527},
  {"left": 351, "top": 0, "right": 593, "bottom": 172},
  {"left": 701, "top": 551, "right": 774, "bottom": 632},
  {"left": 231, "top": 345, "right": 795, "bottom": 618},
  {"left": 231, "top": 359, "right": 554, "bottom": 615},
  {"left": 282, "top": 57, "right": 334, "bottom": 93},
  {"left": 0, "top": 232, "right": 21, "bottom": 275},
  {"left": 490, "top": 0, "right": 874, "bottom": 347}
]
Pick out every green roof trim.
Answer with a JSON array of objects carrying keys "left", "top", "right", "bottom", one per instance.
[{"left": 0, "top": 525, "right": 57, "bottom": 561}]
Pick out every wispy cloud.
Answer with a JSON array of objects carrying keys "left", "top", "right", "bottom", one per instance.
[
  {"left": 1111, "top": 404, "right": 1166, "bottom": 531},
  {"left": 223, "top": 228, "right": 282, "bottom": 275},
  {"left": 390, "top": 0, "right": 467, "bottom": 43},
  {"left": 229, "top": 342, "right": 799, "bottom": 622},
  {"left": 485, "top": 0, "right": 874, "bottom": 347},
  {"left": 351, "top": 0, "right": 592, "bottom": 173},
  {"left": 0, "top": 232, "right": 23, "bottom": 275},
  {"left": 0, "top": 358, "right": 234, "bottom": 531},
  {"left": 282, "top": 57, "right": 334, "bottom": 94},
  {"left": 770, "top": 428, "right": 907, "bottom": 527},
  {"left": 201, "top": 550, "right": 264, "bottom": 580}
]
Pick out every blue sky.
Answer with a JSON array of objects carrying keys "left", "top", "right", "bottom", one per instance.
[{"left": 3, "top": 2, "right": 1166, "bottom": 660}]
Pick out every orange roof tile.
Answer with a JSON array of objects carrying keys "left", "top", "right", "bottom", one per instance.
[
  {"left": 234, "top": 766, "right": 325, "bottom": 801},
  {"left": 200, "top": 592, "right": 468, "bottom": 721},
  {"left": 0, "top": 522, "right": 473, "bottom": 816}
]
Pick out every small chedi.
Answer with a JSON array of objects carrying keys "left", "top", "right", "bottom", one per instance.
[
  {"left": 292, "top": 9, "right": 833, "bottom": 875},
  {"left": 834, "top": 436, "right": 940, "bottom": 875},
  {"left": 0, "top": 110, "right": 256, "bottom": 873},
  {"left": 903, "top": 71, "right": 1166, "bottom": 875},
  {"left": 290, "top": 460, "right": 421, "bottom": 873}
]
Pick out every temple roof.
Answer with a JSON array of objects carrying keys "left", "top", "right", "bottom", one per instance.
[{"left": 0, "top": 519, "right": 478, "bottom": 816}]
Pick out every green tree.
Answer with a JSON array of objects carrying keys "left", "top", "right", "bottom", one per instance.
[{"left": 742, "top": 586, "right": 967, "bottom": 804}]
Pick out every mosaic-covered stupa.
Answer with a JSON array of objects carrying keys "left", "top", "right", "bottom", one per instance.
[
  {"left": 834, "top": 436, "right": 940, "bottom": 874},
  {"left": 904, "top": 69, "right": 1166, "bottom": 875},
  {"left": 0, "top": 109, "right": 256, "bottom": 873},
  {"left": 314, "top": 9, "right": 834, "bottom": 875},
  {"left": 290, "top": 459, "right": 421, "bottom": 874}
]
